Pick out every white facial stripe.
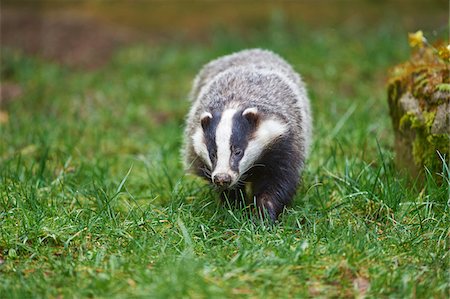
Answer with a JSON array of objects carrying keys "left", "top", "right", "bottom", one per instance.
[
  {"left": 212, "top": 108, "right": 237, "bottom": 177},
  {"left": 252, "top": 68, "right": 312, "bottom": 157},
  {"left": 192, "top": 127, "right": 212, "bottom": 169},
  {"left": 200, "top": 111, "right": 212, "bottom": 121},
  {"left": 239, "top": 118, "right": 287, "bottom": 174},
  {"left": 243, "top": 107, "right": 257, "bottom": 116}
]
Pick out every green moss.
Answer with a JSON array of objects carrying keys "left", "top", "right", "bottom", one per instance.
[
  {"left": 435, "top": 83, "right": 450, "bottom": 93},
  {"left": 412, "top": 134, "right": 447, "bottom": 170},
  {"left": 413, "top": 72, "right": 430, "bottom": 94},
  {"left": 427, "top": 134, "right": 450, "bottom": 152},
  {"left": 399, "top": 110, "right": 436, "bottom": 131},
  {"left": 387, "top": 40, "right": 449, "bottom": 178},
  {"left": 410, "top": 120, "right": 449, "bottom": 171},
  {"left": 412, "top": 135, "right": 425, "bottom": 165},
  {"left": 402, "top": 107, "right": 448, "bottom": 171},
  {"left": 399, "top": 112, "right": 414, "bottom": 130},
  {"left": 423, "top": 110, "right": 437, "bottom": 130}
]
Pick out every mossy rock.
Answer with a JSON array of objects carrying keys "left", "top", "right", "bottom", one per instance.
[{"left": 387, "top": 45, "right": 449, "bottom": 180}]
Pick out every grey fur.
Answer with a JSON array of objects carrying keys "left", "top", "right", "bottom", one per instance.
[{"left": 182, "top": 49, "right": 313, "bottom": 219}]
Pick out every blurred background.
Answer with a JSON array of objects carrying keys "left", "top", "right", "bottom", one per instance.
[
  {"left": 1, "top": 0, "right": 448, "bottom": 158},
  {"left": 1, "top": 0, "right": 447, "bottom": 70}
]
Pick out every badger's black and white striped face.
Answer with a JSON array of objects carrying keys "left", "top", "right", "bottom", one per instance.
[{"left": 192, "top": 107, "right": 287, "bottom": 188}]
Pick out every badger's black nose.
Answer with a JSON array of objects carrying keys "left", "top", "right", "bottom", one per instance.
[{"left": 213, "top": 173, "right": 232, "bottom": 188}]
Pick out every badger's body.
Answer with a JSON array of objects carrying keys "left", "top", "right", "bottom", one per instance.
[{"left": 183, "top": 49, "right": 312, "bottom": 221}]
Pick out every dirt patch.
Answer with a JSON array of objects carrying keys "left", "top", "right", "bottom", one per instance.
[
  {"left": 1, "top": 1, "right": 446, "bottom": 70},
  {"left": 0, "top": 82, "right": 23, "bottom": 105},
  {"left": 1, "top": 8, "right": 140, "bottom": 69}
]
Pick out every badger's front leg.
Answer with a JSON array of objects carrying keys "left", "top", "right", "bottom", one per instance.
[
  {"left": 220, "top": 187, "right": 246, "bottom": 208},
  {"left": 251, "top": 164, "right": 300, "bottom": 221}
]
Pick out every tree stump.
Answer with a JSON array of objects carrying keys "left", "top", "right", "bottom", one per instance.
[{"left": 387, "top": 40, "right": 449, "bottom": 180}]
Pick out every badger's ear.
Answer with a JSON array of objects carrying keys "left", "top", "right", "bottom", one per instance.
[
  {"left": 242, "top": 107, "right": 259, "bottom": 125},
  {"left": 200, "top": 112, "right": 213, "bottom": 130}
]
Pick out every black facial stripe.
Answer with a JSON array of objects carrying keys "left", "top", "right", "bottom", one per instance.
[
  {"left": 230, "top": 109, "right": 257, "bottom": 172},
  {"left": 203, "top": 111, "right": 221, "bottom": 169}
]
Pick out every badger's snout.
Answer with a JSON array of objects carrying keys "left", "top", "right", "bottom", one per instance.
[{"left": 212, "top": 173, "right": 232, "bottom": 188}]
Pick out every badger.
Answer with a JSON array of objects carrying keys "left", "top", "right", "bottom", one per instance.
[{"left": 182, "top": 49, "right": 312, "bottom": 221}]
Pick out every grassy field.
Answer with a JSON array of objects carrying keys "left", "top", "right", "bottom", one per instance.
[{"left": 1, "top": 21, "right": 449, "bottom": 298}]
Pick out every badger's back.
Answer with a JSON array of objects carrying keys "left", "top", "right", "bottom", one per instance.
[{"left": 190, "top": 49, "right": 305, "bottom": 101}]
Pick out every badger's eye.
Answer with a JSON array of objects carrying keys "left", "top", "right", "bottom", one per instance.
[
  {"left": 210, "top": 152, "right": 217, "bottom": 161},
  {"left": 233, "top": 149, "right": 243, "bottom": 157}
]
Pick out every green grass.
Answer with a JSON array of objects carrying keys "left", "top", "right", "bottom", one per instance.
[{"left": 1, "top": 24, "right": 449, "bottom": 298}]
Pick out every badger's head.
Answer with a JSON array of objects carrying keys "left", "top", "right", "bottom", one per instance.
[{"left": 192, "top": 107, "right": 287, "bottom": 189}]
